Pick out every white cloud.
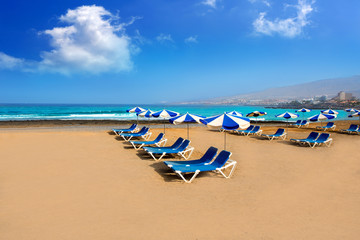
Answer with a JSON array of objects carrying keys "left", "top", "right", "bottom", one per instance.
[
  {"left": 202, "top": 0, "right": 217, "bottom": 8},
  {"left": 184, "top": 36, "right": 198, "bottom": 44},
  {"left": 253, "top": 0, "right": 314, "bottom": 38},
  {"left": 133, "top": 29, "right": 151, "bottom": 45},
  {"left": 39, "top": 5, "right": 135, "bottom": 74},
  {"left": 0, "top": 52, "right": 24, "bottom": 69},
  {"left": 156, "top": 33, "right": 174, "bottom": 43},
  {"left": 0, "top": 5, "right": 139, "bottom": 74},
  {"left": 249, "top": 0, "right": 271, "bottom": 7}
]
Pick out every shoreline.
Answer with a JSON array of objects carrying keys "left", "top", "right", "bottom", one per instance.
[{"left": 0, "top": 119, "right": 358, "bottom": 129}]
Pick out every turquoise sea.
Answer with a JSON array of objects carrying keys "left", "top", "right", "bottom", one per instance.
[{"left": 0, "top": 104, "right": 351, "bottom": 122}]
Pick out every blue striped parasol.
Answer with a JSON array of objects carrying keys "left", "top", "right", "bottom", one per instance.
[
  {"left": 201, "top": 113, "right": 250, "bottom": 150},
  {"left": 169, "top": 112, "right": 205, "bottom": 139}
]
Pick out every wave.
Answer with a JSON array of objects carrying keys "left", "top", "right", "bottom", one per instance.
[{"left": 0, "top": 113, "right": 135, "bottom": 121}]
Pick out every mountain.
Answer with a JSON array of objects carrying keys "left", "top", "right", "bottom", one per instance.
[{"left": 188, "top": 75, "right": 360, "bottom": 104}]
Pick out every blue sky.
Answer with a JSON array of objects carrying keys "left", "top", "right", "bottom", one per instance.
[{"left": 0, "top": 0, "right": 359, "bottom": 104}]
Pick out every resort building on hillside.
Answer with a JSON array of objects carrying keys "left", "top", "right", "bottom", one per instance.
[{"left": 334, "top": 91, "right": 353, "bottom": 101}]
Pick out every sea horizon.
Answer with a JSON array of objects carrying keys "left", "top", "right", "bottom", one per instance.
[{"left": 0, "top": 103, "right": 351, "bottom": 122}]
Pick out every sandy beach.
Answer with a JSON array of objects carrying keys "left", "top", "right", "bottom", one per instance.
[{"left": 1, "top": 120, "right": 360, "bottom": 239}]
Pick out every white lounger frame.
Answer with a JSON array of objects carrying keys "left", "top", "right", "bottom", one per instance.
[
  {"left": 147, "top": 146, "right": 195, "bottom": 161},
  {"left": 175, "top": 159, "right": 237, "bottom": 183},
  {"left": 263, "top": 132, "right": 287, "bottom": 141},
  {"left": 290, "top": 138, "right": 311, "bottom": 143},
  {"left": 340, "top": 128, "right": 359, "bottom": 134},
  {"left": 114, "top": 127, "right": 139, "bottom": 135},
  {"left": 236, "top": 129, "right": 249, "bottom": 135},
  {"left": 297, "top": 122, "right": 309, "bottom": 128},
  {"left": 130, "top": 138, "right": 167, "bottom": 150},
  {"left": 316, "top": 125, "right": 336, "bottom": 131},
  {"left": 245, "top": 129, "right": 263, "bottom": 136},
  {"left": 304, "top": 138, "right": 333, "bottom": 148},
  {"left": 237, "top": 129, "right": 262, "bottom": 136},
  {"left": 121, "top": 132, "right": 152, "bottom": 142}
]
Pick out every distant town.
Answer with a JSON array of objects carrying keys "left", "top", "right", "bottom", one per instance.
[
  {"left": 276, "top": 91, "right": 360, "bottom": 109},
  {"left": 181, "top": 91, "right": 360, "bottom": 109}
]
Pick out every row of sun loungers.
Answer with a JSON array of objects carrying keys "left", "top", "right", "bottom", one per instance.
[
  {"left": 292, "top": 120, "right": 337, "bottom": 131},
  {"left": 117, "top": 126, "right": 152, "bottom": 141},
  {"left": 316, "top": 122, "right": 336, "bottom": 131},
  {"left": 290, "top": 132, "right": 333, "bottom": 148},
  {"left": 143, "top": 138, "right": 194, "bottom": 161},
  {"left": 292, "top": 121, "right": 360, "bottom": 134},
  {"left": 236, "top": 125, "right": 263, "bottom": 135},
  {"left": 164, "top": 147, "right": 236, "bottom": 183},
  {"left": 238, "top": 126, "right": 335, "bottom": 148},
  {"left": 114, "top": 124, "right": 236, "bottom": 183},
  {"left": 228, "top": 124, "right": 334, "bottom": 146},
  {"left": 113, "top": 121, "right": 345, "bottom": 182},
  {"left": 236, "top": 126, "right": 287, "bottom": 141},
  {"left": 340, "top": 124, "right": 360, "bottom": 134},
  {"left": 130, "top": 133, "right": 167, "bottom": 149},
  {"left": 292, "top": 120, "right": 309, "bottom": 128},
  {"left": 112, "top": 123, "right": 138, "bottom": 134}
]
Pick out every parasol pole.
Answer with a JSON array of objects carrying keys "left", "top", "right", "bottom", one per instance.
[
  {"left": 187, "top": 123, "right": 189, "bottom": 139},
  {"left": 163, "top": 117, "right": 166, "bottom": 134}
]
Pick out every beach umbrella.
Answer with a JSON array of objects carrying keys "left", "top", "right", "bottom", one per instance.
[
  {"left": 345, "top": 108, "right": 358, "bottom": 113},
  {"left": 169, "top": 112, "right": 205, "bottom": 139},
  {"left": 152, "top": 109, "right": 179, "bottom": 133},
  {"left": 246, "top": 111, "right": 267, "bottom": 123},
  {"left": 127, "top": 106, "right": 147, "bottom": 124},
  {"left": 275, "top": 112, "right": 299, "bottom": 132},
  {"left": 200, "top": 113, "right": 250, "bottom": 150},
  {"left": 308, "top": 113, "right": 336, "bottom": 127},
  {"left": 351, "top": 111, "right": 360, "bottom": 124},
  {"left": 226, "top": 111, "right": 243, "bottom": 117},
  {"left": 275, "top": 112, "right": 299, "bottom": 134},
  {"left": 296, "top": 108, "right": 311, "bottom": 120},
  {"left": 296, "top": 108, "right": 312, "bottom": 113},
  {"left": 137, "top": 109, "right": 154, "bottom": 122},
  {"left": 127, "top": 106, "right": 147, "bottom": 113},
  {"left": 321, "top": 109, "right": 339, "bottom": 115}
]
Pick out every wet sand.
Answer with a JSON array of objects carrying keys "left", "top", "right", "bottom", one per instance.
[{"left": 1, "top": 121, "right": 360, "bottom": 239}]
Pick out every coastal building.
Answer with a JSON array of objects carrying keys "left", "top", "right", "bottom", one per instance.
[{"left": 338, "top": 91, "right": 353, "bottom": 101}]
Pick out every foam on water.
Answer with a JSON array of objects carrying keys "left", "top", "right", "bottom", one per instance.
[{"left": 0, "top": 104, "right": 351, "bottom": 121}]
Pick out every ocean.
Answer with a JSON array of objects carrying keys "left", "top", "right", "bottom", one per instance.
[{"left": 0, "top": 104, "right": 351, "bottom": 121}]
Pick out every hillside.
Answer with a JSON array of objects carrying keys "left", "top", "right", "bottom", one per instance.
[{"left": 194, "top": 75, "right": 360, "bottom": 104}]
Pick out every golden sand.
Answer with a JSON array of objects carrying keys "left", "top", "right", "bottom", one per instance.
[{"left": 0, "top": 121, "right": 360, "bottom": 239}]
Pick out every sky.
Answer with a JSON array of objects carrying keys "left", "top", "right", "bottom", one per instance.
[{"left": 0, "top": 0, "right": 360, "bottom": 104}]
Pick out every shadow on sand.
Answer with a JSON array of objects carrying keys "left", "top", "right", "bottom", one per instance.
[{"left": 148, "top": 161, "right": 214, "bottom": 183}]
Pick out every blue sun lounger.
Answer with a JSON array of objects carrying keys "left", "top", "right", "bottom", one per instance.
[
  {"left": 292, "top": 120, "right": 302, "bottom": 127},
  {"left": 247, "top": 125, "right": 262, "bottom": 136},
  {"left": 129, "top": 133, "right": 167, "bottom": 150},
  {"left": 112, "top": 124, "right": 138, "bottom": 135},
  {"left": 120, "top": 127, "right": 152, "bottom": 141},
  {"left": 316, "top": 122, "right": 336, "bottom": 131},
  {"left": 340, "top": 124, "right": 359, "bottom": 134},
  {"left": 290, "top": 132, "right": 319, "bottom": 143},
  {"left": 143, "top": 139, "right": 194, "bottom": 161},
  {"left": 299, "top": 120, "right": 309, "bottom": 127},
  {"left": 168, "top": 150, "right": 237, "bottom": 183},
  {"left": 143, "top": 137, "right": 183, "bottom": 152},
  {"left": 302, "top": 133, "right": 333, "bottom": 148},
  {"left": 236, "top": 125, "right": 254, "bottom": 135},
  {"left": 261, "top": 128, "right": 286, "bottom": 140},
  {"left": 164, "top": 146, "right": 218, "bottom": 168}
]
